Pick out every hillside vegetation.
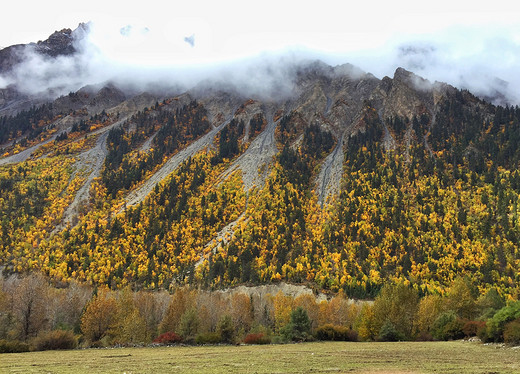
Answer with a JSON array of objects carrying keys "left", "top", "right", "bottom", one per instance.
[
  {"left": 0, "top": 63, "right": 518, "bottom": 301},
  {"left": 0, "top": 275, "right": 517, "bottom": 349}
]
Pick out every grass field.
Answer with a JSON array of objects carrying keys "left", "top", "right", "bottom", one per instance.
[{"left": 1, "top": 341, "right": 519, "bottom": 374}]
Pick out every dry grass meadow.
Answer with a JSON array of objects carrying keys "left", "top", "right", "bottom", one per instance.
[{"left": 1, "top": 341, "right": 519, "bottom": 374}]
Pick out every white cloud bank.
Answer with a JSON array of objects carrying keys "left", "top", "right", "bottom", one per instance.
[
  {"left": 1, "top": 6, "right": 520, "bottom": 105},
  {"left": 341, "top": 25, "right": 520, "bottom": 105}
]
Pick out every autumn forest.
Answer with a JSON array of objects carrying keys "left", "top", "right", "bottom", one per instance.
[{"left": 0, "top": 64, "right": 520, "bottom": 349}]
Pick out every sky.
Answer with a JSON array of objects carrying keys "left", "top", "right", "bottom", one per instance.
[{"left": 2, "top": 0, "right": 520, "bottom": 102}]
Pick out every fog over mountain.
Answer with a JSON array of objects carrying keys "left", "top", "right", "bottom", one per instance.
[{"left": 0, "top": 21, "right": 519, "bottom": 106}]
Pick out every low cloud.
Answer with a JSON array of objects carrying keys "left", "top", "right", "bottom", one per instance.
[
  {"left": 1, "top": 21, "right": 520, "bottom": 105},
  {"left": 340, "top": 25, "right": 520, "bottom": 105},
  {"left": 0, "top": 75, "right": 10, "bottom": 89},
  {"left": 0, "top": 22, "right": 317, "bottom": 102}
]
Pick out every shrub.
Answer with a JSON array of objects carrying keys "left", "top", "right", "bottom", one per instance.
[
  {"left": 80, "top": 290, "right": 118, "bottom": 344},
  {"left": 243, "top": 333, "right": 271, "bottom": 345},
  {"left": 484, "top": 301, "right": 520, "bottom": 342},
  {"left": 431, "top": 311, "right": 465, "bottom": 341},
  {"left": 217, "top": 315, "right": 234, "bottom": 344},
  {"left": 477, "top": 288, "right": 505, "bottom": 320},
  {"left": 372, "top": 283, "right": 419, "bottom": 340},
  {"left": 462, "top": 320, "right": 486, "bottom": 338},
  {"left": 281, "top": 307, "right": 312, "bottom": 342},
  {"left": 315, "top": 324, "right": 338, "bottom": 341},
  {"left": 178, "top": 308, "right": 199, "bottom": 342},
  {"left": 477, "top": 322, "right": 489, "bottom": 342},
  {"left": 195, "top": 332, "right": 221, "bottom": 345},
  {"left": 31, "top": 330, "right": 77, "bottom": 351},
  {"left": 378, "top": 320, "right": 405, "bottom": 342},
  {"left": 0, "top": 339, "right": 30, "bottom": 353},
  {"left": 345, "top": 329, "right": 358, "bottom": 342},
  {"left": 415, "top": 332, "right": 434, "bottom": 341},
  {"left": 315, "top": 324, "right": 357, "bottom": 341},
  {"left": 152, "top": 331, "right": 183, "bottom": 345},
  {"left": 503, "top": 319, "right": 520, "bottom": 345}
]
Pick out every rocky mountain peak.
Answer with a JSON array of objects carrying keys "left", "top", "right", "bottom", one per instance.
[
  {"left": 393, "top": 66, "right": 414, "bottom": 81},
  {"left": 331, "top": 63, "right": 367, "bottom": 79},
  {"left": 35, "top": 28, "right": 75, "bottom": 57},
  {"left": 393, "top": 67, "right": 432, "bottom": 91},
  {"left": 295, "top": 60, "right": 334, "bottom": 85},
  {"left": 0, "top": 23, "right": 87, "bottom": 74}
]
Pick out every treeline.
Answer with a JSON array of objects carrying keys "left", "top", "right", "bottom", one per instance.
[
  {"left": 42, "top": 153, "right": 246, "bottom": 288},
  {"left": 205, "top": 120, "right": 335, "bottom": 286},
  {"left": 210, "top": 118, "right": 244, "bottom": 164},
  {"left": 249, "top": 112, "right": 267, "bottom": 138},
  {"left": 101, "top": 100, "right": 210, "bottom": 197},
  {"left": 0, "top": 157, "right": 77, "bottom": 268},
  {"left": 0, "top": 104, "right": 55, "bottom": 144},
  {"left": 1, "top": 274, "right": 518, "bottom": 353},
  {"left": 315, "top": 102, "right": 520, "bottom": 296},
  {"left": 277, "top": 122, "right": 335, "bottom": 187}
]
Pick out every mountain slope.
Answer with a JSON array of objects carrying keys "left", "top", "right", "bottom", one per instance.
[{"left": 0, "top": 41, "right": 519, "bottom": 298}]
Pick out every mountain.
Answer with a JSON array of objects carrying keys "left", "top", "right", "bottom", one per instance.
[
  {"left": 0, "top": 29, "right": 519, "bottom": 299},
  {"left": 0, "top": 27, "right": 80, "bottom": 73},
  {"left": 0, "top": 24, "right": 89, "bottom": 116}
]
